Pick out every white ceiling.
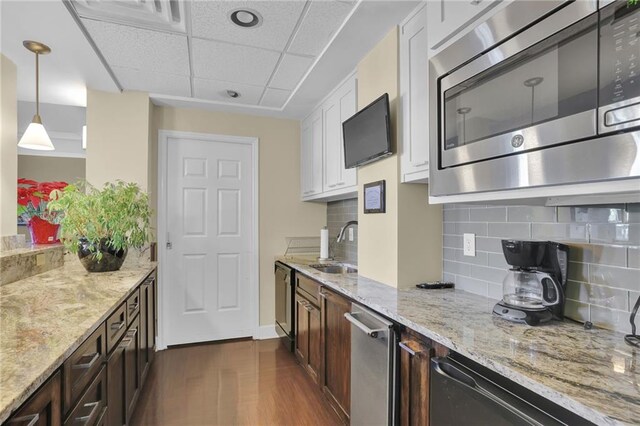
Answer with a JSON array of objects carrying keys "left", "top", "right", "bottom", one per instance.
[{"left": 1, "top": 0, "right": 420, "bottom": 118}]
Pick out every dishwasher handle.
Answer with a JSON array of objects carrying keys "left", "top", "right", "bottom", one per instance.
[{"left": 344, "top": 312, "right": 387, "bottom": 338}]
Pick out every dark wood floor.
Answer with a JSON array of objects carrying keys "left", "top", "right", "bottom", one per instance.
[{"left": 131, "top": 339, "right": 343, "bottom": 426}]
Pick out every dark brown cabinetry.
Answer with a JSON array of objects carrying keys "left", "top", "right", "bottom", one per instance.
[
  {"left": 320, "top": 287, "right": 351, "bottom": 423},
  {"left": 3, "top": 269, "right": 157, "bottom": 426},
  {"left": 6, "top": 371, "right": 61, "bottom": 426},
  {"left": 295, "top": 292, "right": 321, "bottom": 383},
  {"left": 398, "top": 330, "right": 449, "bottom": 426}
]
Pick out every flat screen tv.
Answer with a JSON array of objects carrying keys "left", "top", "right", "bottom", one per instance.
[{"left": 342, "top": 93, "right": 392, "bottom": 169}]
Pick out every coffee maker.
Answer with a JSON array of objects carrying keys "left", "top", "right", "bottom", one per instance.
[{"left": 493, "top": 240, "right": 569, "bottom": 326}]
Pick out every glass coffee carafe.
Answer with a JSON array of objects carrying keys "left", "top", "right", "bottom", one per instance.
[{"left": 502, "top": 269, "right": 561, "bottom": 310}]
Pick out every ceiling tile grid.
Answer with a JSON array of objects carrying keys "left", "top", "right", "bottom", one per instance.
[{"left": 69, "top": 0, "right": 358, "bottom": 109}]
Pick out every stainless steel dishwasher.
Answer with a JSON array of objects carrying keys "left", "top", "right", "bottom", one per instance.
[{"left": 345, "top": 303, "right": 397, "bottom": 426}]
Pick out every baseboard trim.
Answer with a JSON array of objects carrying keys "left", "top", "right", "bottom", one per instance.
[{"left": 256, "top": 324, "right": 279, "bottom": 340}]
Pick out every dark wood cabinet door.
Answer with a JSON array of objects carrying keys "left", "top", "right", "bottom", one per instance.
[
  {"left": 295, "top": 294, "right": 309, "bottom": 366},
  {"left": 124, "top": 316, "right": 140, "bottom": 425},
  {"left": 307, "top": 301, "right": 321, "bottom": 384},
  {"left": 6, "top": 370, "right": 61, "bottom": 426},
  {"left": 320, "top": 288, "right": 351, "bottom": 423},
  {"left": 147, "top": 276, "right": 156, "bottom": 362},
  {"left": 139, "top": 283, "right": 150, "bottom": 385},
  {"left": 107, "top": 340, "right": 126, "bottom": 426},
  {"left": 63, "top": 366, "right": 107, "bottom": 426},
  {"left": 398, "top": 331, "right": 449, "bottom": 426}
]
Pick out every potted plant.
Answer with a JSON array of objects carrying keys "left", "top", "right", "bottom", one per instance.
[
  {"left": 48, "top": 181, "right": 151, "bottom": 272},
  {"left": 17, "top": 178, "right": 68, "bottom": 244}
]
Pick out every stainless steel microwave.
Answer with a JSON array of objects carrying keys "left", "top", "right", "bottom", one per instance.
[{"left": 429, "top": 0, "right": 640, "bottom": 197}]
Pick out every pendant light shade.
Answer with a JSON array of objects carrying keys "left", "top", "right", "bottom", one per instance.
[{"left": 18, "top": 40, "right": 54, "bottom": 151}]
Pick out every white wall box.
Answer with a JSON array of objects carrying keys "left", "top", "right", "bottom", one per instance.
[
  {"left": 400, "top": 4, "right": 429, "bottom": 184},
  {"left": 301, "top": 72, "right": 358, "bottom": 202}
]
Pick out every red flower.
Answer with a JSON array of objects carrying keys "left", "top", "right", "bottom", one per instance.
[
  {"left": 18, "top": 178, "right": 37, "bottom": 186},
  {"left": 16, "top": 179, "right": 68, "bottom": 211}
]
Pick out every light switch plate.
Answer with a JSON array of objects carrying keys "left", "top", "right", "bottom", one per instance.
[
  {"left": 348, "top": 228, "right": 354, "bottom": 241},
  {"left": 463, "top": 233, "right": 476, "bottom": 257}
]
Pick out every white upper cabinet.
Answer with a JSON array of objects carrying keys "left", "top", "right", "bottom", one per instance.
[
  {"left": 301, "top": 108, "right": 324, "bottom": 198},
  {"left": 323, "top": 74, "right": 357, "bottom": 193},
  {"left": 426, "top": 0, "right": 506, "bottom": 57},
  {"left": 400, "top": 5, "right": 430, "bottom": 184},
  {"left": 301, "top": 72, "right": 357, "bottom": 202}
]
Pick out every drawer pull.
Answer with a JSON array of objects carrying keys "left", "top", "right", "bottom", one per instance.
[
  {"left": 76, "top": 401, "right": 100, "bottom": 425},
  {"left": 399, "top": 341, "right": 418, "bottom": 356},
  {"left": 118, "top": 337, "right": 132, "bottom": 349},
  {"left": 304, "top": 304, "right": 314, "bottom": 312},
  {"left": 110, "top": 320, "right": 125, "bottom": 332},
  {"left": 72, "top": 352, "right": 100, "bottom": 370},
  {"left": 7, "top": 413, "right": 39, "bottom": 426},
  {"left": 129, "top": 302, "right": 139, "bottom": 311}
]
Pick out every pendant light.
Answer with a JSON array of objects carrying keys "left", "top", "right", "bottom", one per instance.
[{"left": 18, "top": 40, "right": 54, "bottom": 151}]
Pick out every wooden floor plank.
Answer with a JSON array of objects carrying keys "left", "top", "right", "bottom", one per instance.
[{"left": 131, "top": 339, "right": 343, "bottom": 426}]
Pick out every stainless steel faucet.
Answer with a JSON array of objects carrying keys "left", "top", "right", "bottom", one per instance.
[{"left": 336, "top": 221, "right": 358, "bottom": 243}]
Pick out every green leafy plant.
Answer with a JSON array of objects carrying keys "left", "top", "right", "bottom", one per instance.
[{"left": 48, "top": 181, "right": 151, "bottom": 260}]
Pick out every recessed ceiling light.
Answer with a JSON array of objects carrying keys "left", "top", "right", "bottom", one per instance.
[
  {"left": 226, "top": 90, "right": 240, "bottom": 98},
  {"left": 229, "top": 9, "right": 262, "bottom": 28}
]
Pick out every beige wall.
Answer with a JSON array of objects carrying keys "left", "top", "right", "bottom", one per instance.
[
  {"left": 1, "top": 54, "right": 17, "bottom": 237},
  {"left": 356, "top": 28, "right": 442, "bottom": 288},
  {"left": 18, "top": 155, "right": 85, "bottom": 183},
  {"left": 152, "top": 106, "right": 327, "bottom": 325},
  {"left": 86, "top": 90, "right": 150, "bottom": 190}
]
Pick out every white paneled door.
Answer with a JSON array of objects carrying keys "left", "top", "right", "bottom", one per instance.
[{"left": 164, "top": 133, "right": 256, "bottom": 346}]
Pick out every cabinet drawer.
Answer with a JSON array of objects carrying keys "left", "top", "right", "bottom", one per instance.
[
  {"left": 62, "top": 325, "right": 106, "bottom": 415},
  {"left": 106, "top": 303, "right": 127, "bottom": 353},
  {"left": 6, "top": 370, "right": 61, "bottom": 426},
  {"left": 64, "top": 366, "right": 107, "bottom": 426},
  {"left": 127, "top": 289, "right": 140, "bottom": 325},
  {"left": 296, "top": 274, "right": 321, "bottom": 306}
]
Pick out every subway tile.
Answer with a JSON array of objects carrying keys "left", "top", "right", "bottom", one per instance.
[
  {"left": 488, "top": 223, "right": 531, "bottom": 239},
  {"left": 629, "top": 291, "right": 640, "bottom": 311},
  {"left": 488, "top": 252, "right": 509, "bottom": 269},
  {"left": 456, "top": 222, "right": 488, "bottom": 236},
  {"left": 469, "top": 207, "right": 507, "bottom": 223},
  {"left": 443, "top": 247, "right": 457, "bottom": 262},
  {"left": 476, "top": 237, "right": 504, "bottom": 253},
  {"left": 568, "top": 243, "right": 627, "bottom": 267},
  {"left": 564, "top": 299, "right": 590, "bottom": 324},
  {"left": 590, "top": 305, "right": 630, "bottom": 333},
  {"left": 629, "top": 247, "right": 640, "bottom": 269},
  {"left": 444, "top": 208, "right": 470, "bottom": 222},
  {"left": 459, "top": 250, "right": 488, "bottom": 266},
  {"left": 589, "top": 264, "right": 640, "bottom": 291},
  {"left": 443, "top": 272, "right": 456, "bottom": 282},
  {"left": 470, "top": 264, "right": 508, "bottom": 284},
  {"left": 443, "top": 223, "right": 456, "bottom": 235},
  {"left": 567, "top": 262, "right": 589, "bottom": 283},
  {"left": 487, "top": 283, "right": 503, "bottom": 300},
  {"left": 456, "top": 275, "right": 488, "bottom": 296},
  {"left": 443, "top": 260, "right": 471, "bottom": 277},
  {"left": 559, "top": 206, "right": 627, "bottom": 224},
  {"left": 507, "top": 206, "right": 556, "bottom": 223},
  {"left": 443, "top": 235, "right": 463, "bottom": 249},
  {"left": 531, "top": 223, "right": 588, "bottom": 242},
  {"left": 565, "top": 281, "right": 628, "bottom": 311},
  {"left": 590, "top": 224, "right": 640, "bottom": 246}
]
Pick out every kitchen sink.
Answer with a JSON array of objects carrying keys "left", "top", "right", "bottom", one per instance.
[{"left": 310, "top": 264, "right": 358, "bottom": 274}]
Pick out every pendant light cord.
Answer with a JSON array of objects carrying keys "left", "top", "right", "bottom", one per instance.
[
  {"left": 625, "top": 293, "right": 640, "bottom": 347},
  {"left": 35, "top": 52, "right": 39, "bottom": 117}
]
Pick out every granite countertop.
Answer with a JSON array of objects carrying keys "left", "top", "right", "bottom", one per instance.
[
  {"left": 0, "top": 253, "right": 156, "bottom": 423},
  {"left": 278, "top": 256, "right": 640, "bottom": 426}
]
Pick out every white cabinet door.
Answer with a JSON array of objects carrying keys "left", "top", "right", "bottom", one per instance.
[
  {"left": 400, "top": 5, "right": 430, "bottom": 183},
  {"left": 323, "top": 73, "right": 357, "bottom": 193},
  {"left": 426, "top": 0, "right": 504, "bottom": 57},
  {"left": 300, "top": 118, "right": 313, "bottom": 197},
  {"left": 309, "top": 108, "right": 324, "bottom": 197}
]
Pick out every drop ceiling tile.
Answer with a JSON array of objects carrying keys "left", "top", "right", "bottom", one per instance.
[
  {"left": 112, "top": 67, "right": 191, "bottom": 97},
  {"left": 191, "top": 1, "right": 306, "bottom": 51},
  {"left": 191, "top": 38, "right": 280, "bottom": 86},
  {"left": 81, "top": 18, "right": 189, "bottom": 75},
  {"left": 193, "top": 78, "right": 264, "bottom": 105},
  {"left": 261, "top": 88, "right": 290, "bottom": 108},
  {"left": 288, "top": 1, "right": 356, "bottom": 57},
  {"left": 269, "top": 54, "right": 313, "bottom": 91}
]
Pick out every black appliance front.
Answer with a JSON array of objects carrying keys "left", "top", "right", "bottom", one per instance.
[
  {"left": 274, "top": 262, "right": 295, "bottom": 352},
  {"left": 430, "top": 355, "right": 595, "bottom": 426}
]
